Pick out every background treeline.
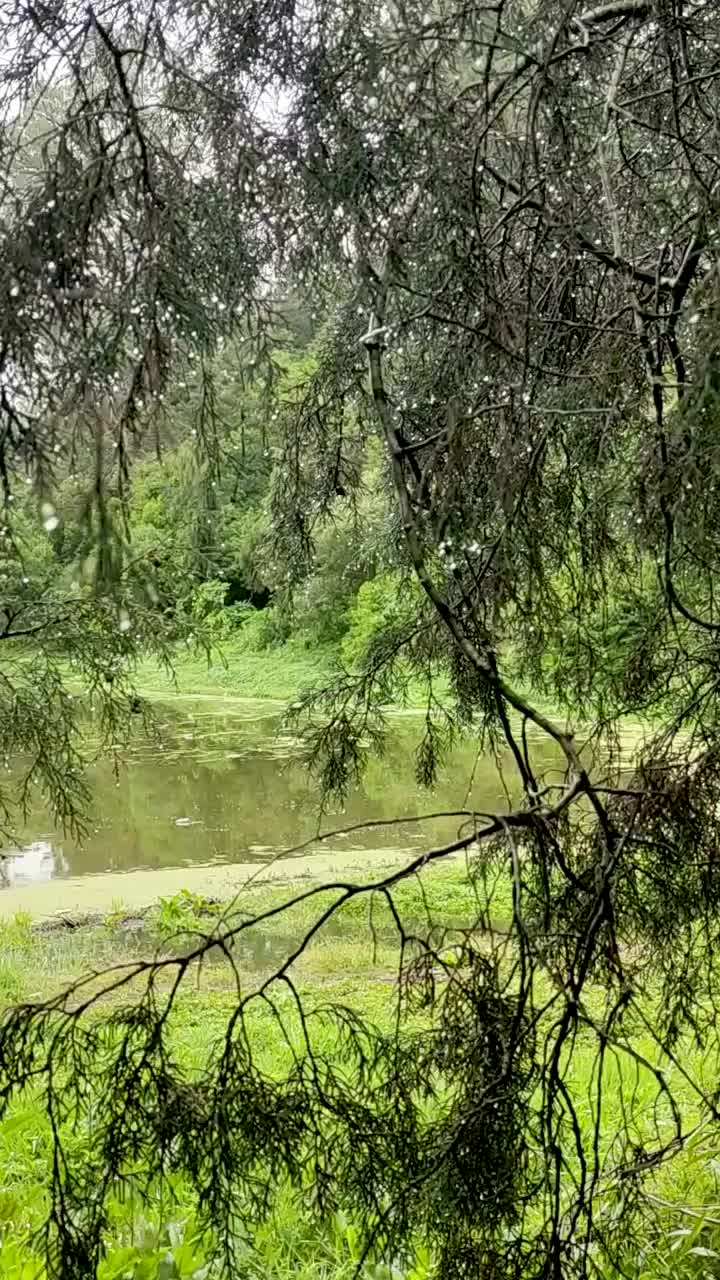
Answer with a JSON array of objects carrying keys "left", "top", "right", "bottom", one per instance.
[{"left": 2, "top": 304, "right": 409, "bottom": 678}]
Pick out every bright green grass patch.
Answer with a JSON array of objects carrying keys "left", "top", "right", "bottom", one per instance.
[
  {"left": 0, "top": 867, "right": 719, "bottom": 1279},
  {"left": 130, "top": 629, "right": 451, "bottom": 709},
  {"left": 133, "top": 633, "right": 338, "bottom": 701}
]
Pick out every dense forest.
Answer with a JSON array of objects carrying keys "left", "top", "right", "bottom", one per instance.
[
  {"left": 2, "top": 1, "right": 720, "bottom": 1279},
  {"left": 2, "top": 313, "right": 400, "bottom": 667}
]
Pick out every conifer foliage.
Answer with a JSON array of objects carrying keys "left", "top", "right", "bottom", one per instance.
[{"left": 1, "top": 1, "right": 720, "bottom": 1276}]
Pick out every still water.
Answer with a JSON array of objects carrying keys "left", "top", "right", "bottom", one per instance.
[{"left": 1, "top": 698, "right": 566, "bottom": 891}]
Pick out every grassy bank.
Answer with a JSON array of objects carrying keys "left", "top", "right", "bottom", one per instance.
[
  {"left": 131, "top": 631, "right": 451, "bottom": 709},
  {"left": 131, "top": 624, "right": 657, "bottom": 744},
  {"left": 132, "top": 633, "right": 339, "bottom": 701},
  {"left": 0, "top": 863, "right": 719, "bottom": 1278},
  {"left": 131, "top": 633, "right": 570, "bottom": 726}
]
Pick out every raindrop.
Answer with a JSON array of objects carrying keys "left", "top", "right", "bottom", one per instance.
[{"left": 42, "top": 502, "right": 59, "bottom": 532}]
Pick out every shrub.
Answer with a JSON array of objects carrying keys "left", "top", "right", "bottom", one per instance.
[{"left": 340, "top": 573, "right": 410, "bottom": 669}]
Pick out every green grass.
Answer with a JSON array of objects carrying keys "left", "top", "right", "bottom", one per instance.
[
  {"left": 0, "top": 876, "right": 435, "bottom": 1280},
  {"left": 0, "top": 867, "right": 719, "bottom": 1278},
  {"left": 132, "top": 632, "right": 338, "bottom": 701},
  {"left": 131, "top": 632, "right": 452, "bottom": 711},
  {"left": 130, "top": 627, "right": 452, "bottom": 709}
]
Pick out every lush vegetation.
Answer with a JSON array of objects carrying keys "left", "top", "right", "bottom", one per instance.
[
  {"left": 1, "top": 867, "right": 720, "bottom": 1280},
  {"left": 0, "top": 325, "right": 417, "bottom": 719},
  {"left": 2, "top": 1, "right": 720, "bottom": 1279}
]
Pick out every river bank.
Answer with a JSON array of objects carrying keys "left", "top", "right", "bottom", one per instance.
[
  {"left": 130, "top": 634, "right": 648, "bottom": 740},
  {"left": 132, "top": 633, "right": 339, "bottom": 700},
  {"left": 0, "top": 644, "right": 684, "bottom": 1280},
  {"left": 0, "top": 856, "right": 484, "bottom": 989},
  {"left": 0, "top": 844, "right": 433, "bottom": 921}
]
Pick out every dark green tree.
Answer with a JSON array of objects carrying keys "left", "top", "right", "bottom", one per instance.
[{"left": 2, "top": 1, "right": 720, "bottom": 1277}]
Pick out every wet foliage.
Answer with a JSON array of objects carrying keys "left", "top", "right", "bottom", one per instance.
[{"left": 2, "top": 0, "right": 720, "bottom": 1276}]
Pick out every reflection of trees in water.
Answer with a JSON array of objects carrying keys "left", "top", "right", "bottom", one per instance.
[
  {"left": 4, "top": 712, "right": 563, "bottom": 878},
  {"left": 0, "top": 840, "right": 68, "bottom": 887}
]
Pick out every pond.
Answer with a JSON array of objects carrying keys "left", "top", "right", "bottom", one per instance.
[{"left": 0, "top": 696, "right": 570, "bottom": 913}]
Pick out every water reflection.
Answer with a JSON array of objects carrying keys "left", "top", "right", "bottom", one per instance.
[
  {"left": 0, "top": 839, "right": 69, "bottom": 886},
  {"left": 2, "top": 700, "right": 565, "bottom": 885}
]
